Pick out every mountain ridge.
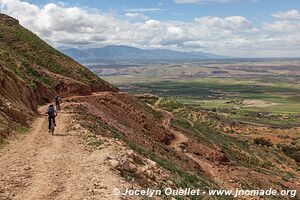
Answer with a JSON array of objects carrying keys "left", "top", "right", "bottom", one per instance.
[{"left": 60, "top": 45, "right": 228, "bottom": 62}]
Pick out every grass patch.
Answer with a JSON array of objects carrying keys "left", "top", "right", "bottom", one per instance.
[
  {"left": 87, "top": 136, "right": 104, "bottom": 147},
  {"left": 15, "top": 125, "right": 29, "bottom": 135},
  {"left": 121, "top": 171, "right": 135, "bottom": 182},
  {"left": 253, "top": 137, "right": 273, "bottom": 147},
  {"left": 159, "top": 98, "right": 185, "bottom": 112},
  {"left": 261, "top": 161, "right": 274, "bottom": 169},
  {"left": 282, "top": 145, "right": 300, "bottom": 163}
]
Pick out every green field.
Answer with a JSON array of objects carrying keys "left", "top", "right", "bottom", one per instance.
[{"left": 100, "top": 60, "right": 300, "bottom": 127}]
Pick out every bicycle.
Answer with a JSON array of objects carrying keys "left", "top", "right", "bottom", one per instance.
[
  {"left": 56, "top": 103, "right": 61, "bottom": 111},
  {"left": 49, "top": 117, "right": 55, "bottom": 135},
  {"left": 45, "top": 104, "right": 57, "bottom": 135}
]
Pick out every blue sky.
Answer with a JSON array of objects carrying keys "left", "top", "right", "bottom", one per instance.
[
  {"left": 1, "top": 0, "right": 300, "bottom": 57},
  {"left": 24, "top": 0, "right": 300, "bottom": 24}
]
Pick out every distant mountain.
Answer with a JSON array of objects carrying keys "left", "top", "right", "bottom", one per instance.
[{"left": 60, "top": 45, "right": 227, "bottom": 62}]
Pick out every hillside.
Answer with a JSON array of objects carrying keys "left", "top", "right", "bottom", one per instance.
[
  {"left": 0, "top": 13, "right": 116, "bottom": 140},
  {"left": 60, "top": 45, "right": 226, "bottom": 63},
  {"left": 0, "top": 13, "right": 299, "bottom": 200}
]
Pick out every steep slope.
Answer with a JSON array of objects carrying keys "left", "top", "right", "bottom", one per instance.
[{"left": 0, "top": 14, "right": 116, "bottom": 141}]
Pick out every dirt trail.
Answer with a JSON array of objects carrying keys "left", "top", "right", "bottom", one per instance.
[
  {"left": 150, "top": 98, "right": 189, "bottom": 151},
  {"left": 151, "top": 98, "right": 240, "bottom": 189},
  {"left": 0, "top": 105, "right": 134, "bottom": 200}
]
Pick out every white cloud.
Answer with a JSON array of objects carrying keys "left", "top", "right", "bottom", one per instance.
[
  {"left": 272, "top": 9, "right": 300, "bottom": 20},
  {"left": 0, "top": 0, "right": 122, "bottom": 46},
  {"left": 125, "top": 12, "right": 139, "bottom": 18},
  {"left": 0, "top": 0, "right": 300, "bottom": 57},
  {"left": 175, "top": 0, "right": 239, "bottom": 4},
  {"left": 175, "top": 0, "right": 261, "bottom": 4},
  {"left": 125, "top": 12, "right": 149, "bottom": 21},
  {"left": 194, "top": 16, "right": 254, "bottom": 32},
  {"left": 264, "top": 20, "right": 300, "bottom": 33},
  {"left": 125, "top": 8, "right": 163, "bottom": 13},
  {"left": 167, "top": 26, "right": 184, "bottom": 35},
  {"left": 143, "top": 19, "right": 162, "bottom": 29},
  {"left": 264, "top": 10, "right": 300, "bottom": 33}
]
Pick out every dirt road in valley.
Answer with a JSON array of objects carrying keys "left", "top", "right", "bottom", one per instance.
[
  {"left": 151, "top": 98, "right": 189, "bottom": 151},
  {"left": 0, "top": 105, "right": 135, "bottom": 200},
  {"left": 151, "top": 98, "right": 242, "bottom": 189}
]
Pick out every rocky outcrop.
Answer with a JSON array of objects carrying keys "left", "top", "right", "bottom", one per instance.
[
  {"left": 0, "top": 65, "right": 37, "bottom": 113},
  {"left": 0, "top": 13, "right": 19, "bottom": 25},
  {"left": 0, "top": 64, "right": 36, "bottom": 139},
  {"left": 106, "top": 150, "right": 172, "bottom": 187}
]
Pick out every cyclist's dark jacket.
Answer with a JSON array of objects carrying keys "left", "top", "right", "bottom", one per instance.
[{"left": 47, "top": 107, "right": 56, "bottom": 130}]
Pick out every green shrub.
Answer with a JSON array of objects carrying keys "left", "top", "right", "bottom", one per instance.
[
  {"left": 261, "top": 161, "right": 274, "bottom": 169},
  {"left": 88, "top": 137, "right": 104, "bottom": 147},
  {"left": 282, "top": 145, "right": 300, "bottom": 163},
  {"left": 253, "top": 137, "right": 273, "bottom": 147},
  {"left": 15, "top": 125, "right": 28, "bottom": 135}
]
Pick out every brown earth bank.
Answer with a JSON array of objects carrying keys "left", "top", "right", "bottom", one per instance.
[{"left": 67, "top": 92, "right": 205, "bottom": 173}]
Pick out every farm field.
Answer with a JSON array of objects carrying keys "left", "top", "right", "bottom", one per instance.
[
  {"left": 75, "top": 60, "right": 300, "bottom": 197},
  {"left": 87, "top": 59, "right": 300, "bottom": 174},
  {"left": 94, "top": 59, "right": 300, "bottom": 128}
]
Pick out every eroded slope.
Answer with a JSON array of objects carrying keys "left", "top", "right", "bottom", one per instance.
[{"left": 0, "top": 14, "right": 116, "bottom": 141}]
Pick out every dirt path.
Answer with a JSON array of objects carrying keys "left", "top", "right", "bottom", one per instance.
[
  {"left": 150, "top": 98, "right": 189, "bottom": 151},
  {"left": 150, "top": 98, "right": 241, "bottom": 189},
  {"left": 0, "top": 105, "right": 134, "bottom": 200}
]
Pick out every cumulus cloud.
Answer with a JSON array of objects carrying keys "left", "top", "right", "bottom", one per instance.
[
  {"left": 264, "top": 9, "right": 300, "bottom": 33},
  {"left": 272, "top": 9, "right": 300, "bottom": 20},
  {"left": 125, "top": 12, "right": 149, "bottom": 21},
  {"left": 0, "top": 0, "right": 299, "bottom": 57},
  {"left": 0, "top": 0, "right": 121, "bottom": 46},
  {"left": 194, "top": 16, "right": 254, "bottom": 32},
  {"left": 264, "top": 20, "right": 300, "bottom": 33}
]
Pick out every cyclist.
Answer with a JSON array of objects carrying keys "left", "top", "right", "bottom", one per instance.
[
  {"left": 55, "top": 95, "right": 62, "bottom": 111},
  {"left": 46, "top": 105, "right": 57, "bottom": 133}
]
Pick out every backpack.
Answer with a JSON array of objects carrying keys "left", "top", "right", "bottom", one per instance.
[{"left": 48, "top": 107, "right": 54, "bottom": 116}]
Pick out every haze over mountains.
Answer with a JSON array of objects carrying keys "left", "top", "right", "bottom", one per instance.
[{"left": 60, "top": 45, "right": 227, "bottom": 62}]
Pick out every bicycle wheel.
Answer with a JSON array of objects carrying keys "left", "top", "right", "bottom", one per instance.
[{"left": 50, "top": 120, "right": 55, "bottom": 134}]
